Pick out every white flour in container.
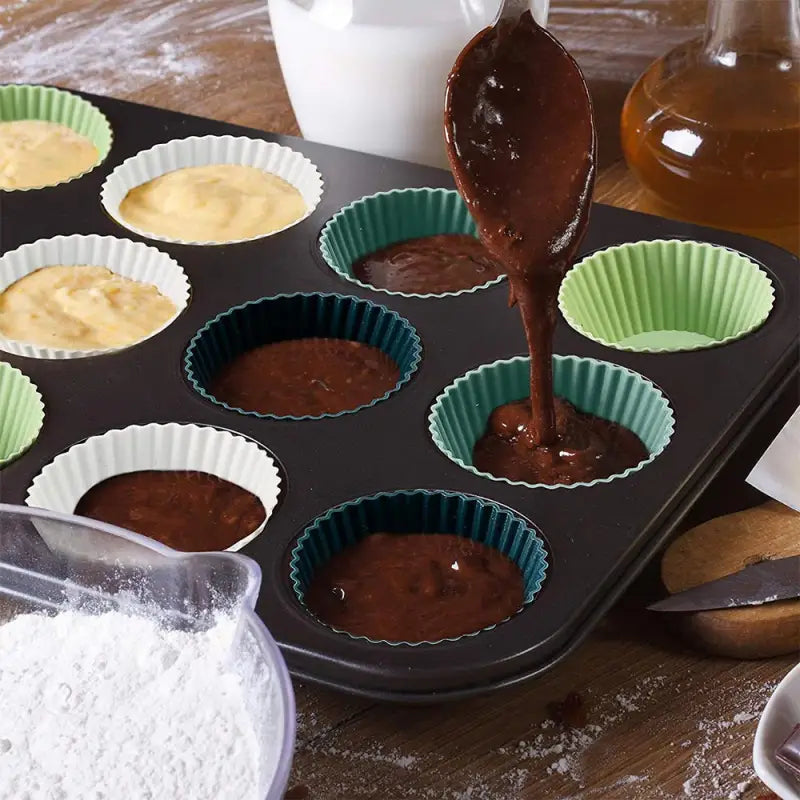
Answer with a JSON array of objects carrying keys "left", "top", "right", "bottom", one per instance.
[{"left": 0, "top": 610, "right": 262, "bottom": 800}]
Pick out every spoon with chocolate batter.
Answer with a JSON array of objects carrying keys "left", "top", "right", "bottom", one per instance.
[{"left": 444, "top": 8, "right": 596, "bottom": 446}]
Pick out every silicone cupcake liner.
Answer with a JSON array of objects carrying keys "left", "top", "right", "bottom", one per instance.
[
  {"left": 100, "top": 135, "right": 324, "bottom": 245},
  {"left": 0, "top": 234, "right": 191, "bottom": 359},
  {"left": 26, "top": 422, "right": 281, "bottom": 553},
  {"left": 429, "top": 355, "right": 675, "bottom": 490},
  {"left": 0, "top": 84, "right": 112, "bottom": 191},
  {"left": 0, "top": 362, "right": 44, "bottom": 468},
  {"left": 289, "top": 489, "right": 549, "bottom": 646},
  {"left": 559, "top": 239, "right": 775, "bottom": 353},
  {"left": 318, "top": 187, "right": 504, "bottom": 298},
  {"left": 184, "top": 292, "right": 422, "bottom": 420}
]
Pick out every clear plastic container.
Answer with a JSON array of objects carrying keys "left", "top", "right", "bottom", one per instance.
[
  {"left": 269, "top": 0, "right": 550, "bottom": 168},
  {"left": 0, "top": 503, "right": 296, "bottom": 800}
]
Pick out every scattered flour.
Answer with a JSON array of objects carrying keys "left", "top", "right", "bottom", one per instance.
[
  {"left": 291, "top": 666, "right": 780, "bottom": 800},
  {"left": 679, "top": 678, "right": 778, "bottom": 800},
  {"left": 0, "top": 0, "right": 270, "bottom": 95},
  {"left": 0, "top": 610, "right": 262, "bottom": 800}
]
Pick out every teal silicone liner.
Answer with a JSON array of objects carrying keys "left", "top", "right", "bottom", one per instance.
[
  {"left": 318, "top": 187, "right": 505, "bottom": 298},
  {"left": 184, "top": 292, "right": 422, "bottom": 420},
  {"left": 289, "top": 489, "right": 549, "bottom": 646},
  {"left": 429, "top": 355, "right": 675, "bottom": 490}
]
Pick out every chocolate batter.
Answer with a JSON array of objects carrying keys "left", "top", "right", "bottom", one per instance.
[
  {"left": 474, "top": 397, "right": 648, "bottom": 485},
  {"left": 445, "top": 13, "right": 597, "bottom": 442},
  {"left": 305, "top": 533, "right": 524, "bottom": 642},
  {"left": 445, "top": 13, "right": 646, "bottom": 483},
  {"left": 351, "top": 233, "right": 503, "bottom": 294},
  {"left": 74, "top": 470, "right": 266, "bottom": 551},
  {"left": 210, "top": 337, "right": 400, "bottom": 417}
]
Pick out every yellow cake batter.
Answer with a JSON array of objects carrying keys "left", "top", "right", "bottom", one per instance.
[
  {"left": 118, "top": 164, "right": 307, "bottom": 242},
  {"left": 0, "top": 120, "right": 99, "bottom": 190},
  {"left": 0, "top": 265, "right": 177, "bottom": 350}
]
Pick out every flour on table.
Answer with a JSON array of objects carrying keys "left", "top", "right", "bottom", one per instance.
[
  {"left": 0, "top": 0, "right": 271, "bottom": 95},
  {"left": 291, "top": 666, "right": 779, "bottom": 800},
  {"left": 0, "top": 610, "right": 262, "bottom": 800}
]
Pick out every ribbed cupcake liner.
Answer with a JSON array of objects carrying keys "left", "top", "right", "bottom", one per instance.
[
  {"left": 26, "top": 422, "right": 281, "bottom": 554},
  {"left": 0, "top": 84, "right": 112, "bottom": 190},
  {"left": 318, "top": 187, "right": 504, "bottom": 298},
  {"left": 289, "top": 489, "right": 549, "bottom": 646},
  {"left": 100, "top": 135, "right": 323, "bottom": 245},
  {"left": 0, "top": 362, "right": 44, "bottom": 467},
  {"left": 0, "top": 234, "right": 191, "bottom": 359},
  {"left": 429, "top": 355, "right": 675, "bottom": 489},
  {"left": 558, "top": 239, "right": 775, "bottom": 352},
  {"left": 184, "top": 292, "right": 422, "bottom": 420}
]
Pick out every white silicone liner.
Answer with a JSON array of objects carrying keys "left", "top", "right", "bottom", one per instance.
[
  {"left": 0, "top": 234, "right": 191, "bottom": 359},
  {"left": 26, "top": 423, "right": 282, "bottom": 552},
  {"left": 100, "top": 135, "right": 324, "bottom": 245}
]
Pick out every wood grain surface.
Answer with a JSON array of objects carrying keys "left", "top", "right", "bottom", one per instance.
[{"left": 1, "top": 2, "right": 797, "bottom": 798}]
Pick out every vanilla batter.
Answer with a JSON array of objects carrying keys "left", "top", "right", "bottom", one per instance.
[
  {"left": 0, "top": 265, "right": 177, "bottom": 350},
  {"left": 118, "top": 164, "right": 307, "bottom": 242},
  {"left": 0, "top": 120, "right": 99, "bottom": 189}
]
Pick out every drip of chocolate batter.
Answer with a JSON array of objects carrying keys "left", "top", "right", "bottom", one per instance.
[
  {"left": 75, "top": 470, "right": 266, "bottom": 551},
  {"left": 305, "top": 533, "right": 524, "bottom": 642},
  {"left": 445, "top": 12, "right": 596, "bottom": 445},
  {"left": 474, "top": 397, "right": 648, "bottom": 485},
  {"left": 210, "top": 337, "right": 400, "bottom": 417},
  {"left": 351, "top": 233, "right": 503, "bottom": 294}
]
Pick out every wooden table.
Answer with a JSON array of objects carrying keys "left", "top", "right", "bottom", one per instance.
[{"left": 2, "top": 2, "right": 796, "bottom": 798}]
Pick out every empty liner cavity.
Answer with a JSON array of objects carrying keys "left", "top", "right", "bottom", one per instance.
[
  {"left": 0, "top": 362, "right": 44, "bottom": 467},
  {"left": 558, "top": 239, "right": 775, "bottom": 352}
]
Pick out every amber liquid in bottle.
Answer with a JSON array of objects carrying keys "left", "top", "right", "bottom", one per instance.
[{"left": 621, "top": 1, "right": 800, "bottom": 253}]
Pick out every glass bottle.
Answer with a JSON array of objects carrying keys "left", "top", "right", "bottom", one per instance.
[{"left": 621, "top": 0, "right": 800, "bottom": 253}]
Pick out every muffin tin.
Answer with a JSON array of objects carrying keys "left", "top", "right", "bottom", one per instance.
[{"left": 1, "top": 90, "right": 797, "bottom": 702}]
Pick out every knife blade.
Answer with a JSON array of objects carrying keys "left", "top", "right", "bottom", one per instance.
[{"left": 648, "top": 555, "right": 800, "bottom": 612}]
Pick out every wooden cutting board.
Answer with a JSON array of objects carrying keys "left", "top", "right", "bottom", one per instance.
[{"left": 661, "top": 501, "right": 800, "bottom": 658}]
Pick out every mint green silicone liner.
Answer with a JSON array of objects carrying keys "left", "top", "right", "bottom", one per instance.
[
  {"left": 0, "top": 85, "right": 113, "bottom": 191},
  {"left": 318, "top": 188, "right": 505, "bottom": 298},
  {"left": 558, "top": 240, "right": 775, "bottom": 353},
  {"left": 0, "top": 362, "right": 45, "bottom": 467},
  {"left": 289, "top": 489, "right": 549, "bottom": 646},
  {"left": 429, "top": 355, "right": 675, "bottom": 490}
]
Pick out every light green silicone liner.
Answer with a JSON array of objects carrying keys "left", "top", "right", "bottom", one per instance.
[
  {"left": 0, "top": 362, "right": 45, "bottom": 467},
  {"left": 558, "top": 239, "right": 775, "bottom": 353},
  {"left": 428, "top": 355, "right": 675, "bottom": 490},
  {"left": 319, "top": 187, "right": 505, "bottom": 299},
  {"left": 0, "top": 84, "right": 113, "bottom": 191}
]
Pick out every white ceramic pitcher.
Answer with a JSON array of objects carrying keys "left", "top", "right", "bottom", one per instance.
[{"left": 269, "top": 0, "right": 550, "bottom": 168}]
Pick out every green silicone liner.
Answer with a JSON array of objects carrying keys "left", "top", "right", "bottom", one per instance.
[
  {"left": 0, "top": 362, "right": 45, "bottom": 467},
  {"left": 318, "top": 187, "right": 505, "bottom": 299},
  {"left": 184, "top": 292, "right": 422, "bottom": 421},
  {"left": 558, "top": 239, "right": 775, "bottom": 353},
  {"left": 0, "top": 85, "right": 113, "bottom": 191},
  {"left": 429, "top": 355, "right": 675, "bottom": 490},
  {"left": 289, "top": 489, "right": 549, "bottom": 646}
]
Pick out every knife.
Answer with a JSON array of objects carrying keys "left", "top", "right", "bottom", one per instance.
[{"left": 648, "top": 555, "right": 800, "bottom": 612}]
